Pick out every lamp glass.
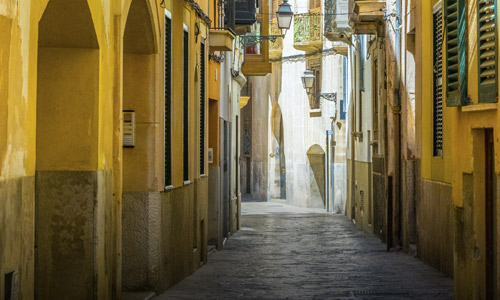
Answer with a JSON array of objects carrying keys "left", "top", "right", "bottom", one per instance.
[
  {"left": 276, "top": 0, "right": 294, "bottom": 30},
  {"left": 301, "top": 69, "right": 315, "bottom": 90}
]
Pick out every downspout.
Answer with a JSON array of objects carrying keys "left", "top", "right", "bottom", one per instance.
[{"left": 392, "top": 0, "right": 402, "bottom": 248}]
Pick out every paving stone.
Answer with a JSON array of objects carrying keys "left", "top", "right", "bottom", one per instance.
[{"left": 154, "top": 203, "right": 454, "bottom": 300}]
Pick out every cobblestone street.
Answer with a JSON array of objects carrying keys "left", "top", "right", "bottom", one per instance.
[{"left": 155, "top": 202, "right": 453, "bottom": 300}]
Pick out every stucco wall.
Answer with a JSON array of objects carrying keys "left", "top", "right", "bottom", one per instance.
[
  {"left": 0, "top": 176, "right": 35, "bottom": 300},
  {"left": 122, "top": 177, "right": 208, "bottom": 294},
  {"left": 418, "top": 179, "right": 453, "bottom": 278},
  {"left": 35, "top": 170, "right": 113, "bottom": 299}
]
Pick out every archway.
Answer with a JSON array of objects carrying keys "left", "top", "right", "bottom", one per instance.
[
  {"left": 270, "top": 103, "right": 286, "bottom": 200},
  {"left": 121, "top": 0, "right": 159, "bottom": 292},
  {"left": 307, "top": 144, "right": 326, "bottom": 208},
  {"left": 35, "top": 0, "right": 100, "bottom": 298}
]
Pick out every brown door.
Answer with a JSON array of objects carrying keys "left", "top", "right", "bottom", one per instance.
[{"left": 485, "top": 129, "right": 496, "bottom": 300}]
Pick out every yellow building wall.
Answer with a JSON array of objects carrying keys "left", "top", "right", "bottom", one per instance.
[{"left": 2, "top": 0, "right": 213, "bottom": 297}]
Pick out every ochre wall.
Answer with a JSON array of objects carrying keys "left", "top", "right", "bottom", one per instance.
[
  {"left": 36, "top": 48, "right": 99, "bottom": 171},
  {"left": 123, "top": 53, "right": 159, "bottom": 192}
]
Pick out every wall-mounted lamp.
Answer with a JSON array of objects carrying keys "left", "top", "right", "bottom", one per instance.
[
  {"left": 301, "top": 69, "right": 337, "bottom": 102},
  {"left": 240, "top": 0, "right": 294, "bottom": 47}
]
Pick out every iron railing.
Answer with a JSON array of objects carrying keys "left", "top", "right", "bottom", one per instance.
[{"left": 294, "top": 13, "right": 322, "bottom": 45}]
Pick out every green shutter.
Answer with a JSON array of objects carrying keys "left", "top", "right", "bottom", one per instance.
[
  {"left": 458, "top": 0, "right": 468, "bottom": 105},
  {"left": 478, "top": 0, "right": 498, "bottom": 102},
  {"left": 445, "top": 0, "right": 467, "bottom": 106}
]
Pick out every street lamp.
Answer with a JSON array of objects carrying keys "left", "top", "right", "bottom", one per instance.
[
  {"left": 240, "top": 0, "right": 294, "bottom": 47},
  {"left": 301, "top": 69, "right": 337, "bottom": 102},
  {"left": 276, "top": 0, "right": 294, "bottom": 30}
]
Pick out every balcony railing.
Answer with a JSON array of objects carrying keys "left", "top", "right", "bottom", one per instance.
[{"left": 293, "top": 13, "right": 323, "bottom": 52}]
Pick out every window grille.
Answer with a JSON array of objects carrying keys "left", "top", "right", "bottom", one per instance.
[
  {"left": 445, "top": 0, "right": 467, "bottom": 106},
  {"left": 434, "top": 6, "right": 444, "bottom": 156},
  {"left": 183, "top": 29, "right": 189, "bottom": 182},
  {"left": 478, "top": 0, "right": 498, "bottom": 101},
  {"left": 165, "top": 15, "right": 172, "bottom": 187},
  {"left": 200, "top": 41, "right": 206, "bottom": 176}
]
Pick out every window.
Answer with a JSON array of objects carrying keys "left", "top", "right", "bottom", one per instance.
[
  {"left": 478, "top": 0, "right": 498, "bottom": 102},
  {"left": 200, "top": 40, "right": 206, "bottom": 176},
  {"left": 309, "top": 0, "right": 321, "bottom": 11},
  {"left": 445, "top": 0, "right": 467, "bottom": 106},
  {"left": 183, "top": 26, "right": 189, "bottom": 183},
  {"left": 165, "top": 12, "right": 172, "bottom": 187},
  {"left": 434, "top": 4, "right": 444, "bottom": 156}
]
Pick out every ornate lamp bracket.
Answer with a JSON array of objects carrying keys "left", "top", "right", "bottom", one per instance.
[
  {"left": 308, "top": 92, "right": 337, "bottom": 102},
  {"left": 239, "top": 35, "right": 285, "bottom": 48}
]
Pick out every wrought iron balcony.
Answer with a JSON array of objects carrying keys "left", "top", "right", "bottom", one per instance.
[
  {"left": 293, "top": 13, "right": 323, "bottom": 53},
  {"left": 348, "top": 0, "right": 385, "bottom": 34},
  {"left": 269, "top": 19, "right": 283, "bottom": 59}
]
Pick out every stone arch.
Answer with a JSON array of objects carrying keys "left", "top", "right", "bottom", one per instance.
[
  {"left": 270, "top": 102, "right": 286, "bottom": 199},
  {"left": 123, "top": 0, "right": 158, "bottom": 54},
  {"left": 35, "top": 0, "right": 101, "bottom": 298},
  {"left": 307, "top": 144, "right": 326, "bottom": 208},
  {"left": 270, "top": 102, "right": 282, "bottom": 142},
  {"left": 121, "top": 0, "right": 160, "bottom": 292}
]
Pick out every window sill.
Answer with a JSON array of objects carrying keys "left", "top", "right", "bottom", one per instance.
[
  {"left": 461, "top": 103, "right": 497, "bottom": 112},
  {"left": 183, "top": 180, "right": 191, "bottom": 186},
  {"left": 164, "top": 185, "right": 174, "bottom": 192},
  {"left": 309, "top": 109, "right": 321, "bottom": 118}
]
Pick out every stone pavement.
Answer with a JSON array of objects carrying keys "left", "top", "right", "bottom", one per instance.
[{"left": 154, "top": 202, "right": 454, "bottom": 300}]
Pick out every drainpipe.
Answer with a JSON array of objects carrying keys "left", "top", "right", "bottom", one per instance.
[{"left": 392, "top": 0, "right": 402, "bottom": 249}]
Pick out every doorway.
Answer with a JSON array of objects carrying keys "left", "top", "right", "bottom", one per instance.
[{"left": 484, "top": 129, "right": 496, "bottom": 300}]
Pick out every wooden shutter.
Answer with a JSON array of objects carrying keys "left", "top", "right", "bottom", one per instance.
[
  {"left": 200, "top": 41, "right": 206, "bottom": 176},
  {"left": 165, "top": 15, "right": 172, "bottom": 187},
  {"left": 445, "top": 0, "right": 460, "bottom": 106},
  {"left": 434, "top": 6, "right": 444, "bottom": 156},
  {"left": 478, "top": 0, "right": 498, "bottom": 102},
  {"left": 183, "top": 29, "right": 189, "bottom": 182}
]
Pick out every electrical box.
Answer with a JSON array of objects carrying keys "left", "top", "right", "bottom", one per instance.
[{"left": 123, "top": 110, "right": 135, "bottom": 148}]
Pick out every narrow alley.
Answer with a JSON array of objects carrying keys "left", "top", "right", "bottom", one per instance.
[
  {"left": 2, "top": 0, "right": 499, "bottom": 299},
  {"left": 155, "top": 201, "right": 453, "bottom": 300}
]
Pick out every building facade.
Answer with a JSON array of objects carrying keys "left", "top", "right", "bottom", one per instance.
[
  {"left": 241, "top": 0, "right": 348, "bottom": 212},
  {"left": 345, "top": 0, "right": 500, "bottom": 298},
  {"left": 0, "top": 0, "right": 245, "bottom": 298}
]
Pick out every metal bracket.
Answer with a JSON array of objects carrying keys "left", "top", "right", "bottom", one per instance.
[
  {"left": 239, "top": 35, "right": 284, "bottom": 48},
  {"left": 308, "top": 92, "right": 337, "bottom": 102}
]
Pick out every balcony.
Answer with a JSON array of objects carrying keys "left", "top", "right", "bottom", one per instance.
[
  {"left": 293, "top": 13, "right": 323, "bottom": 53},
  {"left": 209, "top": 28, "right": 235, "bottom": 52},
  {"left": 269, "top": 20, "right": 283, "bottom": 60},
  {"left": 348, "top": 0, "right": 385, "bottom": 34},
  {"left": 241, "top": 0, "right": 272, "bottom": 76},
  {"left": 324, "top": 0, "right": 352, "bottom": 53}
]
